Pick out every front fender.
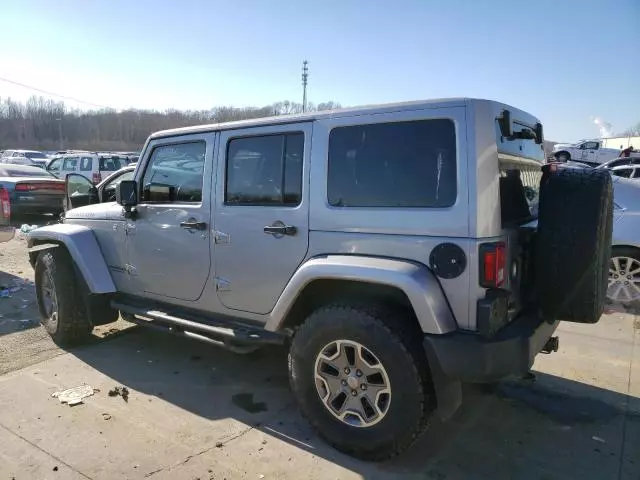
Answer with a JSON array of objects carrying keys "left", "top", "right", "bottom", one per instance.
[
  {"left": 27, "top": 224, "right": 116, "bottom": 294},
  {"left": 267, "top": 255, "right": 457, "bottom": 334}
]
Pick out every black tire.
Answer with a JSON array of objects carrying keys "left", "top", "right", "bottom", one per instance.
[
  {"left": 35, "top": 249, "right": 91, "bottom": 345},
  {"left": 536, "top": 167, "right": 613, "bottom": 322},
  {"left": 554, "top": 151, "right": 570, "bottom": 162},
  {"left": 288, "top": 304, "right": 434, "bottom": 461}
]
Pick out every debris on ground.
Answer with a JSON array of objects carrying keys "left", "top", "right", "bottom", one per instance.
[
  {"left": 108, "top": 386, "right": 130, "bottom": 402},
  {"left": 51, "top": 385, "right": 96, "bottom": 406},
  {"left": 102, "top": 413, "right": 112, "bottom": 420},
  {"left": 215, "top": 442, "right": 223, "bottom": 448},
  {"left": 19, "top": 224, "right": 39, "bottom": 235}
]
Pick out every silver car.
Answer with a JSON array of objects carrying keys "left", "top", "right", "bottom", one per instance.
[{"left": 609, "top": 176, "right": 640, "bottom": 305}]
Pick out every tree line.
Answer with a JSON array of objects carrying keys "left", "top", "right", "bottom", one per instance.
[{"left": 0, "top": 96, "right": 341, "bottom": 152}]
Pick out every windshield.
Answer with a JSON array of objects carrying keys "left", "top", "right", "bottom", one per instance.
[{"left": 0, "top": 166, "right": 55, "bottom": 178}]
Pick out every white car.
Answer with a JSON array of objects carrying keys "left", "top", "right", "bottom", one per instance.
[
  {"left": 610, "top": 164, "right": 640, "bottom": 181},
  {"left": 0, "top": 149, "right": 50, "bottom": 167},
  {"left": 552, "top": 140, "right": 620, "bottom": 166},
  {"left": 46, "top": 152, "right": 131, "bottom": 184}
]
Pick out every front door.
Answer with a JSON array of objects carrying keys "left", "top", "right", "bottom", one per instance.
[
  {"left": 214, "top": 123, "right": 311, "bottom": 314},
  {"left": 126, "top": 135, "right": 214, "bottom": 301}
]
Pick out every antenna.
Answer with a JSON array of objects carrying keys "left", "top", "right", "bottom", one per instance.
[{"left": 301, "top": 60, "right": 309, "bottom": 113}]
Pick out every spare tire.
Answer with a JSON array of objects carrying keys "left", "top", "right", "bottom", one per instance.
[{"left": 536, "top": 167, "right": 613, "bottom": 322}]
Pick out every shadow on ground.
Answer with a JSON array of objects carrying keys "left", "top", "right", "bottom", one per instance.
[
  {"left": 64, "top": 326, "right": 639, "bottom": 479},
  {"left": 0, "top": 270, "right": 39, "bottom": 336}
]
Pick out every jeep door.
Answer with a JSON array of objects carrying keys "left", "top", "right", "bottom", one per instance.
[
  {"left": 213, "top": 123, "right": 310, "bottom": 314},
  {"left": 126, "top": 135, "right": 213, "bottom": 301}
]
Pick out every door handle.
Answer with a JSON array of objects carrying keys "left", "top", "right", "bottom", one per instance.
[
  {"left": 180, "top": 220, "right": 207, "bottom": 231},
  {"left": 264, "top": 224, "right": 297, "bottom": 236}
]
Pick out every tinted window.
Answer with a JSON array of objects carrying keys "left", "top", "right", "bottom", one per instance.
[
  {"left": 225, "top": 132, "right": 304, "bottom": 206},
  {"left": 328, "top": 120, "right": 456, "bottom": 208},
  {"left": 63, "top": 157, "right": 78, "bottom": 170},
  {"left": 99, "top": 157, "right": 125, "bottom": 171},
  {"left": 80, "top": 157, "right": 93, "bottom": 171},
  {"left": 141, "top": 142, "right": 205, "bottom": 203},
  {"left": 613, "top": 168, "right": 633, "bottom": 178},
  {"left": 24, "top": 152, "right": 47, "bottom": 159}
]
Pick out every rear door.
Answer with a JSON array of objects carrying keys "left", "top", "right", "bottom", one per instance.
[{"left": 213, "top": 123, "right": 310, "bottom": 314}]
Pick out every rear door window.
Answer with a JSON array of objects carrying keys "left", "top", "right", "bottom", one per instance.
[
  {"left": 99, "top": 157, "right": 125, "bottom": 172},
  {"left": 327, "top": 119, "right": 456, "bottom": 208},
  {"left": 80, "top": 157, "right": 93, "bottom": 171}
]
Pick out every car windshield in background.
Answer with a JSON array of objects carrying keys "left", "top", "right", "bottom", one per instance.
[
  {"left": 99, "top": 157, "right": 125, "bottom": 171},
  {"left": 0, "top": 166, "right": 55, "bottom": 178},
  {"left": 24, "top": 152, "right": 48, "bottom": 159}
]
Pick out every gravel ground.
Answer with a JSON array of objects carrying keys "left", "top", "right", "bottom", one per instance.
[{"left": 0, "top": 231, "right": 131, "bottom": 375}]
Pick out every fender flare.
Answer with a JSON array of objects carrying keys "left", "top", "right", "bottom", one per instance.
[
  {"left": 266, "top": 255, "right": 457, "bottom": 334},
  {"left": 28, "top": 224, "right": 116, "bottom": 294}
]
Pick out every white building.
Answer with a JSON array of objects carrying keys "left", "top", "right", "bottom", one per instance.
[{"left": 602, "top": 135, "right": 639, "bottom": 149}]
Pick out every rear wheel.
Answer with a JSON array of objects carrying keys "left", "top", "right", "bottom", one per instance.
[
  {"left": 554, "top": 152, "right": 570, "bottom": 162},
  {"left": 35, "top": 249, "right": 91, "bottom": 345},
  {"left": 608, "top": 247, "right": 640, "bottom": 305},
  {"left": 288, "top": 303, "right": 434, "bottom": 461}
]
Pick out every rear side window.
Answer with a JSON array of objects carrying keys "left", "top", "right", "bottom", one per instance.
[
  {"left": 80, "top": 157, "right": 93, "bottom": 171},
  {"left": 225, "top": 132, "right": 304, "bottom": 206},
  {"left": 99, "top": 157, "right": 124, "bottom": 171},
  {"left": 327, "top": 119, "right": 457, "bottom": 208}
]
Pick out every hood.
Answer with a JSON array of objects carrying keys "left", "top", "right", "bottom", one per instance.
[
  {"left": 64, "top": 202, "right": 126, "bottom": 221},
  {"left": 552, "top": 143, "right": 574, "bottom": 151}
]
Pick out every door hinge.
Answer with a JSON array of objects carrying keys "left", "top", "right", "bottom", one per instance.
[{"left": 215, "top": 277, "right": 231, "bottom": 291}]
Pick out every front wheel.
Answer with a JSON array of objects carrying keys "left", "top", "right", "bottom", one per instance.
[
  {"left": 554, "top": 152, "right": 570, "bottom": 162},
  {"left": 35, "top": 249, "right": 91, "bottom": 345},
  {"left": 288, "top": 304, "right": 434, "bottom": 461}
]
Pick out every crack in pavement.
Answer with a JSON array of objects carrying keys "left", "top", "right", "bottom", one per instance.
[
  {"left": 144, "top": 402, "right": 297, "bottom": 477},
  {"left": 0, "top": 420, "right": 93, "bottom": 480}
]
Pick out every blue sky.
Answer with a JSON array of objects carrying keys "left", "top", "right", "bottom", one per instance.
[{"left": 1, "top": 0, "right": 638, "bottom": 142}]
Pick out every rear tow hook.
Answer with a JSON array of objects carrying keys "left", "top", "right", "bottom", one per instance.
[{"left": 541, "top": 336, "right": 559, "bottom": 354}]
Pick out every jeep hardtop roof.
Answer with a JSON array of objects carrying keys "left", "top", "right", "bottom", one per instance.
[{"left": 150, "top": 97, "right": 485, "bottom": 140}]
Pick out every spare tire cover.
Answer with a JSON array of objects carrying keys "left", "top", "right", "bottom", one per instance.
[{"left": 536, "top": 167, "right": 613, "bottom": 323}]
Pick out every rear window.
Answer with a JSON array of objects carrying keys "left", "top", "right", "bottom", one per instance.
[
  {"left": 24, "top": 152, "right": 48, "bottom": 159},
  {"left": 0, "top": 166, "right": 54, "bottom": 178},
  {"left": 99, "top": 157, "right": 125, "bottom": 171},
  {"left": 327, "top": 119, "right": 457, "bottom": 208}
]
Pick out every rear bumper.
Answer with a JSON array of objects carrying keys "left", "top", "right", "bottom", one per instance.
[
  {"left": 10, "top": 201, "right": 63, "bottom": 215},
  {"left": 423, "top": 312, "right": 559, "bottom": 383}
]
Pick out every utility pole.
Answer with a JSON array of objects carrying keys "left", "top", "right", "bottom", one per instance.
[{"left": 301, "top": 60, "right": 309, "bottom": 113}]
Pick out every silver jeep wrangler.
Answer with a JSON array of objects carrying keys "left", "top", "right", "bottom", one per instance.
[{"left": 28, "top": 98, "right": 613, "bottom": 460}]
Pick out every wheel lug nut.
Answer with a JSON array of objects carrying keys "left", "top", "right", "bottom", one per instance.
[
  {"left": 356, "top": 370, "right": 362, "bottom": 377},
  {"left": 341, "top": 380, "right": 347, "bottom": 386},
  {"left": 344, "top": 368, "right": 350, "bottom": 375},
  {"left": 351, "top": 390, "right": 358, "bottom": 396},
  {"left": 360, "top": 384, "right": 367, "bottom": 391},
  {"left": 615, "top": 275, "right": 619, "bottom": 279}
]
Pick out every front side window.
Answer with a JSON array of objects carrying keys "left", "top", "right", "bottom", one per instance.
[
  {"left": 62, "top": 157, "right": 78, "bottom": 170},
  {"left": 328, "top": 119, "right": 456, "bottom": 208},
  {"left": 613, "top": 168, "right": 633, "bottom": 178},
  {"left": 141, "top": 142, "right": 206, "bottom": 203},
  {"left": 48, "top": 159, "right": 62, "bottom": 172},
  {"left": 225, "top": 132, "right": 304, "bottom": 206},
  {"left": 80, "top": 157, "right": 93, "bottom": 171}
]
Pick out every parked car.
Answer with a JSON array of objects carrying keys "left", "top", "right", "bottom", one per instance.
[
  {"left": 595, "top": 156, "right": 640, "bottom": 170},
  {"left": 46, "top": 152, "right": 130, "bottom": 184},
  {"left": 552, "top": 140, "right": 620, "bottom": 165},
  {"left": 0, "top": 149, "right": 50, "bottom": 167},
  {"left": 0, "top": 165, "right": 65, "bottom": 219},
  {"left": 28, "top": 98, "right": 613, "bottom": 461},
  {"left": 546, "top": 161, "right": 639, "bottom": 305},
  {"left": 609, "top": 164, "right": 640, "bottom": 180},
  {"left": 64, "top": 164, "right": 136, "bottom": 210}
]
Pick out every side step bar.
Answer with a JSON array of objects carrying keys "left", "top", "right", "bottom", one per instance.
[{"left": 111, "top": 301, "right": 287, "bottom": 352}]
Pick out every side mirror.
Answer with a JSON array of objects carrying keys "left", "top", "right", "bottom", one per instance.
[
  {"left": 498, "top": 109, "right": 513, "bottom": 138},
  {"left": 116, "top": 180, "right": 138, "bottom": 208}
]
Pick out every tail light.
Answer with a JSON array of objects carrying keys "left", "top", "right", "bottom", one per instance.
[
  {"left": 0, "top": 188, "right": 10, "bottom": 219},
  {"left": 479, "top": 242, "right": 506, "bottom": 288},
  {"left": 93, "top": 173, "right": 101, "bottom": 184},
  {"left": 15, "top": 182, "right": 65, "bottom": 191}
]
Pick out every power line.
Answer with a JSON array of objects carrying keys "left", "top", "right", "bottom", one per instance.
[{"left": 0, "top": 76, "right": 113, "bottom": 110}]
